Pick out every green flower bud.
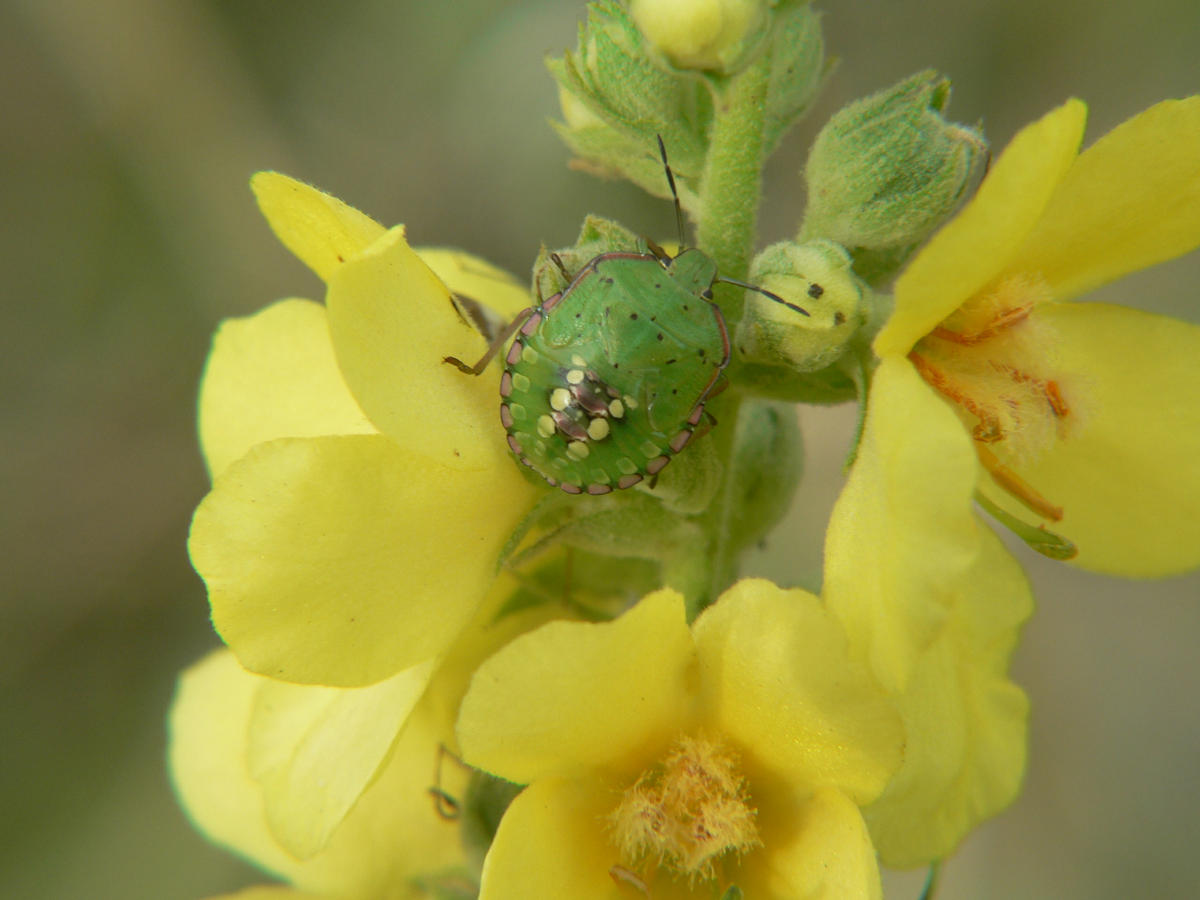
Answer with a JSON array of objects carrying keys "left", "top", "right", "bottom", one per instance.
[
  {"left": 800, "top": 71, "right": 988, "bottom": 285},
  {"left": 547, "top": 0, "right": 710, "bottom": 200},
  {"left": 735, "top": 239, "right": 863, "bottom": 373},
  {"left": 531, "top": 214, "right": 641, "bottom": 301},
  {"left": 629, "top": 0, "right": 770, "bottom": 73},
  {"left": 761, "top": 1, "right": 828, "bottom": 153}
]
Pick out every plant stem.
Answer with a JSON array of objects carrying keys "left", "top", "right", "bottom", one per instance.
[{"left": 696, "top": 52, "right": 772, "bottom": 293}]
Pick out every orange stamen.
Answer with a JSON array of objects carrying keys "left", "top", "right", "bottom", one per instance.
[
  {"left": 909, "top": 352, "right": 1004, "bottom": 440},
  {"left": 990, "top": 362, "right": 1071, "bottom": 420},
  {"left": 930, "top": 304, "right": 1033, "bottom": 345}
]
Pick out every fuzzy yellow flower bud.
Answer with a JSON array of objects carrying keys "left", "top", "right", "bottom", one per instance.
[
  {"left": 736, "top": 240, "right": 863, "bottom": 374},
  {"left": 630, "top": 0, "right": 769, "bottom": 72}
]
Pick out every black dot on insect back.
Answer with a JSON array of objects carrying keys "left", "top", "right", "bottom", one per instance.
[
  {"left": 630, "top": 312, "right": 638, "bottom": 320},
  {"left": 657, "top": 333, "right": 664, "bottom": 341},
  {"left": 834, "top": 310, "right": 846, "bottom": 325},
  {"left": 808, "top": 283, "right": 825, "bottom": 299}
]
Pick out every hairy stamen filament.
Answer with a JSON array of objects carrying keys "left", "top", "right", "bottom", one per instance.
[
  {"left": 908, "top": 352, "right": 1003, "bottom": 441},
  {"left": 975, "top": 444, "right": 1063, "bottom": 521},
  {"left": 929, "top": 303, "right": 1033, "bottom": 345}
]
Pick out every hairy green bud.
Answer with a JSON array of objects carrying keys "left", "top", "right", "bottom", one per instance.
[
  {"left": 800, "top": 71, "right": 988, "bottom": 285},
  {"left": 548, "top": 0, "right": 711, "bottom": 202}
]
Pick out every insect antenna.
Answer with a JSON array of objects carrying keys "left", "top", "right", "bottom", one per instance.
[
  {"left": 656, "top": 134, "right": 687, "bottom": 252},
  {"left": 716, "top": 275, "right": 812, "bottom": 317}
]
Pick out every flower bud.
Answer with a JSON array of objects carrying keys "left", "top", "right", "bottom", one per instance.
[
  {"left": 736, "top": 239, "right": 863, "bottom": 373},
  {"left": 531, "top": 215, "right": 641, "bottom": 301},
  {"left": 548, "top": 0, "right": 709, "bottom": 197},
  {"left": 629, "top": 0, "right": 770, "bottom": 73},
  {"left": 800, "top": 71, "right": 988, "bottom": 284}
]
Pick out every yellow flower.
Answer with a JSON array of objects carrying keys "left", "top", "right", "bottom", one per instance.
[
  {"left": 188, "top": 173, "right": 540, "bottom": 687},
  {"left": 824, "top": 391, "right": 1034, "bottom": 865},
  {"left": 170, "top": 649, "right": 465, "bottom": 898},
  {"left": 169, "top": 576, "right": 567, "bottom": 897},
  {"left": 456, "top": 580, "right": 904, "bottom": 899},
  {"left": 872, "top": 97, "right": 1200, "bottom": 576}
]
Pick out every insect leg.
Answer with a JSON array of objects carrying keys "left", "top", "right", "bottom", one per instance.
[{"left": 443, "top": 307, "right": 534, "bottom": 375}]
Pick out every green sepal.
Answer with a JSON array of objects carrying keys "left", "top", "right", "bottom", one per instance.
[{"left": 799, "top": 70, "right": 988, "bottom": 286}]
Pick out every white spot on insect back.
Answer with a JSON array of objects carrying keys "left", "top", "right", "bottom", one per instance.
[{"left": 550, "top": 388, "right": 572, "bottom": 411}]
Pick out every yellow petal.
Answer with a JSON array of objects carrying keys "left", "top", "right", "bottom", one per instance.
[
  {"left": 422, "top": 572, "right": 574, "bottom": 756},
  {"left": 169, "top": 652, "right": 470, "bottom": 898},
  {"left": 740, "top": 787, "right": 881, "bottom": 900},
  {"left": 1012, "top": 97, "right": 1200, "bottom": 300},
  {"left": 325, "top": 227, "right": 516, "bottom": 473},
  {"left": 979, "top": 302, "right": 1200, "bottom": 575},
  {"left": 246, "top": 659, "right": 435, "bottom": 859},
  {"left": 693, "top": 579, "right": 903, "bottom": 805},
  {"left": 190, "top": 434, "right": 534, "bottom": 686},
  {"left": 168, "top": 651, "right": 301, "bottom": 881},
  {"left": 198, "top": 299, "right": 376, "bottom": 480},
  {"left": 823, "top": 357, "right": 983, "bottom": 692},
  {"left": 457, "top": 590, "right": 694, "bottom": 784},
  {"left": 478, "top": 777, "right": 622, "bottom": 900},
  {"left": 419, "top": 247, "right": 532, "bottom": 320},
  {"left": 251, "top": 172, "right": 386, "bottom": 282},
  {"left": 864, "top": 527, "right": 1032, "bottom": 867},
  {"left": 877, "top": 100, "right": 1086, "bottom": 357}
]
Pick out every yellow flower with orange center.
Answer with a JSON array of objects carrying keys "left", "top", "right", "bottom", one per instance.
[
  {"left": 456, "top": 581, "right": 905, "bottom": 899},
  {"left": 869, "top": 96, "right": 1200, "bottom": 577}
]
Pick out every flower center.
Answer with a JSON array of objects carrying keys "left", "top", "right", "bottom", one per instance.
[
  {"left": 608, "top": 732, "right": 760, "bottom": 885},
  {"left": 908, "top": 273, "right": 1086, "bottom": 521}
]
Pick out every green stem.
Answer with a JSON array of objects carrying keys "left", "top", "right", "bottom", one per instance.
[
  {"left": 696, "top": 53, "right": 772, "bottom": 290},
  {"left": 686, "top": 53, "right": 774, "bottom": 614},
  {"left": 919, "top": 861, "right": 943, "bottom": 900}
]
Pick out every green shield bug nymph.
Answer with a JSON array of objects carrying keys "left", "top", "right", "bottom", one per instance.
[{"left": 445, "top": 138, "right": 810, "bottom": 495}]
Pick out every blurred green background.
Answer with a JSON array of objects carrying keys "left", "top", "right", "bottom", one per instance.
[{"left": 2, "top": 1, "right": 1198, "bottom": 897}]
